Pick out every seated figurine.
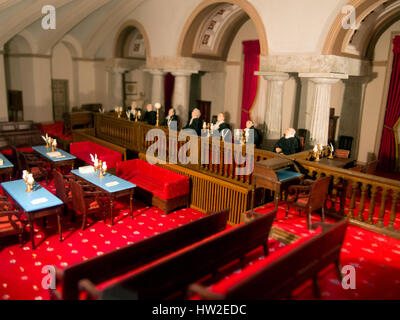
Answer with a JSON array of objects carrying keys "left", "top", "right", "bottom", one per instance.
[{"left": 274, "top": 128, "right": 301, "bottom": 155}]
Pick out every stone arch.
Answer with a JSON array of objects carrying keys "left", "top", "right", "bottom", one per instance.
[
  {"left": 60, "top": 35, "right": 83, "bottom": 59},
  {"left": 113, "top": 20, "right": 151, "bottom": 59},
  {"left": 322, "top": 0, "right": 400, "bottom": 58},
  {"left": 177, "top": 0, "right": 268, "bottom": 59},
  {"left": 5, "top": 33, "right": 33, "bottom": 54}
]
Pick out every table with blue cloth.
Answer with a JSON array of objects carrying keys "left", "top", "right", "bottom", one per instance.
[
  {"left": 32, "top": 145, "right": 76, "bottom": 170},
  {"left": 71, "top": 169, "right": 136, "bottom": 226},
  {"left": 1, "top": 179, "right": 64, "bottom": 249}
]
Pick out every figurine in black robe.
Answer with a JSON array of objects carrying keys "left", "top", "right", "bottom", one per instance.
[
  {"left": 142, "top": 104, "right": 157, "bottom": 125},
  {"left": 183, "top": 108, "right": 203, "bottom": 136},
  {"left": 274, "top": 128, "right": 301, "bottom": 155},
  {"left": 162, "top": 108, "right": 179, "bottom": 128},
  {"left": 211, "top": 113, "right": 231, "bottom": 141},
  {"left": 245, "top": 121, "right": 262, "bottom": 148}
]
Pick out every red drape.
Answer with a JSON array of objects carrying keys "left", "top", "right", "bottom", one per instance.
[
  {"left": 240, "top": 40, "right": 260, "bottom": 129},
  {"left": 378, "top": 36, "right": 400, "bottom": 172}
]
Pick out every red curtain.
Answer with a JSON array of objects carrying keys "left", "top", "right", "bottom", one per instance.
[
  {"left": 378, "top": 36, "right": 400, "bottom": 172},
  {"left": 240, "top": 40, "right": 260, "bottom": 129}
]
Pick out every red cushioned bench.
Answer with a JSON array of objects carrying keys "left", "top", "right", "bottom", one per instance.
[
  {"left": 70, "top": 141, "right": 122, "bottom": 169},
  {"left": 116, "top": 159, "right": 190, "bottom": 214}
]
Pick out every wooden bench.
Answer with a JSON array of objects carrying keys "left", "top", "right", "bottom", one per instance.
[
  {"left": 188, "top": 219, "right": 349, "bottom": 300},
  {"left": 78, "top": 209, "right": 277, "bottom": 300},
  {"left": 50, "top": 208, "right": 229, "bottom": 300},
  {"left": 0, "top": 121, "right": 42, "bottom": 148},
  {"left": 63, "top": 111, "right": 93, "bottom": 132}
]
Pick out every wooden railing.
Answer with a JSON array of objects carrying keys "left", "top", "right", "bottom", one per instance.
[
  {"left": 93, "top": 113, "right": 400, "bottom": 238},
  {"left": 295, "top": 159, "right": 400, "bottom": 238}
]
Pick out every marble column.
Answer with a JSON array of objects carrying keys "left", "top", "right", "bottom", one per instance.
[
  {"left": 148, "top": 69, "right": 165, "bottom": 105},
  {"left": 339, "top": 76, "right": 371, "bottom": 157},
  {"left": 106, "top": 67, "right": 128, "bottom": 109},
  {"left": 0, "top": 50, "right": 8, "bottom": 121},
  {"left": 169, "top": 70, "right": 196, "bottom": 127},
  {"left": 256, "top": 72, "right": 290, "bottom": 140},
  {"left": 299, "top": 73, "right": 348, "bottom": 146}
]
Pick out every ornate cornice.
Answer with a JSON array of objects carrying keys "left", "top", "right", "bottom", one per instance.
[{"left": 259, "top": 54, "right": 372, "bottom": 77}]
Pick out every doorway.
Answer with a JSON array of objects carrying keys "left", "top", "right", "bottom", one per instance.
[
  {"left": 197, "top": 100, "right": 211, "bottom": 123},
  {"left": 51, "top": 79, "right": 69, "bottom": 122}
]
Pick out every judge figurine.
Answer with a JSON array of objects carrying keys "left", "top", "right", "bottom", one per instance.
[
  {"left": 274, "top": 128, "right": 301, "bottom": 155},
  {"left": 245, "top": 120, "right": 262, "bottom": 148},
  {"left": 129, "top": 101, "right": 137, "bottom": 121},
  {"left": 211, "top": 112, "right": 231, "bottom": 140},
  {"left": 162, "top": 108, "right": 178, "bottom": 128},
  {"left": 143, "top": 104, "right": 157, "bottom": 126},
  {"left": 183, "top": 108, "right": 203, "bottom": 136}
]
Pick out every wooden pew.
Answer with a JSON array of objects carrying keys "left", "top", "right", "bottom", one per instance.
[
  {"left": 51, "top": 208, "right": 229, "bottom": 300},
  {"left": 188, "top": 219, "right": 349, "bottom": 300},
  {"left": 78, "top": 209, "right": 277, "bottom": 300}
]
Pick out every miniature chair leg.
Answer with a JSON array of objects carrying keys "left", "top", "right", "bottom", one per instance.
[
  {"left": 81, "top": 214, "right": 87, "bottom": 230},
  {"left": 307, "top": 208, "right": 312, "bottom": 230}
]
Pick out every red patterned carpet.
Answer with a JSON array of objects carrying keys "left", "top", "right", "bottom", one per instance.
[
  {"left": 1, "top": 180, "right": 400, "bottom": 300},
  {"left": 225, "top": 202, "right": 400, "bottom": 300}
]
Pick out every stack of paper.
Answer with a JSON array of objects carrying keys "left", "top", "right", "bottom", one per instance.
[
  {"left": 105, "top": 181, "right": 119, "bottom": 187},
  {"left": 47, "top": 152, "right": 62, "bottom": 158},
  {"left": 31, "top": 198, "right": 48, "bottom": 205},
  {"left": 79, "top": 166, "right": 95, "bottom": 174}
]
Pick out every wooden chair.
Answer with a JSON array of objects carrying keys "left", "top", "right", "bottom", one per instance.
[
  {"left": 17, "top": 150, "right": 49, "bottom": 184},
  {"left": 363, "top": 160, "right": 378, "bottom": 175},
  {"left": 0, "top": 197, "right": 24, "bottom": 247},
  {"left": 69, "top": 180, "right": 108, "bottom": 230},
  {"left": 54, "top": 169, "right": 97, "bottom": 221},
  {"left": 54, "top": 170, "right": 73, "bottom": 205},
  {"left": 334, "top": 149, "right": 350, "bottom": 159},
  {"left": 338, "top": 135, "right": 353, "bottom": 153},
  {"left": 285, "top": 176, "right": 331, "bottom": 230}
]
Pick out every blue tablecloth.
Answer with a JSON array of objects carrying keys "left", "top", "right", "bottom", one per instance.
[
  {"left": 0, "top": 153, "right": 14, "bottom": 169},
  {"left": 32, "top": 145, "right": 76, "bottom": 162},
  {"left": 71, "top": 169, "right": 136, "bottom": 193},
  {"left": 276, "top": 170, "right": 303, "bottom": 182},
  {"left": 1, "top": 180, "right": 63, "bottom": 212}
]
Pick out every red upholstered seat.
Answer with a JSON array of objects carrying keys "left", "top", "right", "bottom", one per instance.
[
  {"left": 0, "top": 215, "right": 22, "bottom": 232},
  {"left": 116, "top": 159, "right": 189, "bottom": 201},
  {"left": 70, "top": 141, "right": 122, "bottom": 169}
]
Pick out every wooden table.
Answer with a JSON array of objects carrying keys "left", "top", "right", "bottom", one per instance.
[
  {"left": 32, "top": 145, "right": 76, "bottom": 170},
  {"left": 252, "top": 158, "right": 303, "bottom": 211},
  {"left": 1, "top": 180, "right": 64, "bottom": 249},
  {"left": 0, "top": 153, "right": 14, "bottom": 181},
  {"left": 71, "top": 169, "right": 136, "bottom": 226},
  {"left": 317, "top": 157, "right": 355, "bottom": 169}
]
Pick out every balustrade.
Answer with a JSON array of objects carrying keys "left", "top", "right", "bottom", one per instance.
[{"left": 92, "top": 113, "right": 400, "bottom": 236}]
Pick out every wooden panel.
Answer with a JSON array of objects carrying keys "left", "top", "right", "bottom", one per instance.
[{"left": 52, "top": 80, "right": 69, "bottom": 122}]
